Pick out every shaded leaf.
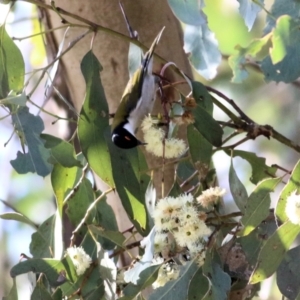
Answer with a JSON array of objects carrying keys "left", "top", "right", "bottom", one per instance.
[
  {"left": 31, "top": 282, "right": 53, "bottom": 300},
  {"left": 94, "top": 194, "right": 119, "bottom": 250},
  {"left": 238, "top": 177, "right": 281, "bottom": 237},
  {"left": 78, "top": 50, "right": 114, "bottom": 187},
  {"left": 192, "top": 81, "right": 213, "bottom": 113},
  {"left": 4, "top": 278, "right": 18, "bottom": 300},
  {"left": 51, "top": 163, "right": 81, "bottom": 215},
  {"left": 203, "top": 252, "right": 231, "bottom": 300},
  {"left": 167, "top": 0, "right": 206, "bottom": 26},
  {"left": 121, "top": 265, "right": 161, "bottom": 300},
  {"left": 228, "top": 150, "right": 277, "bottom": 184},
  {"left": 276, "top": 159, "right": 300, "bottom": 222},
  {"left": 250, "top": 221, "right": 300, "bottom": 284},
  {"left": 66, "top": 178, "right": 95, "bottom": 238},
  {"left": 228, "top": 35, "right": 270, "bottom": 83},
  {"left": 89, "top": 225, "right": 126, "bottom": 249},
  {"left": 188, "top": 267, "right": 210, "bottom": 299},
  {"left": 10, "top": 258, "right": 70, "bottom": 287},
  {"left": 262, "top": 17, "right": 300, "bottom": 83},
  {"left": 0, "top": 92, "right": 26, "bottom": 106},
  {"left": 41, "top": 134, "right": 82, "bottom": 168},
  {"left": 105, "top": 129, "right": 150, "bottom": 235},
  {"left": 192, "top": 105, "right": 223, "bottom": 147},
  {"left": 184, "top": 24, "right": 221, "bottom": 80},
  {"left": 30, "top": 215, "right": 55, "bottom": 258},
  {"left": 10, "top": 107, "right": 52, "bottom": 177},
  {"left": 237, "top": 0, "right": 263, "bottom": 31},
  {"left": 0, "top": 25, "right": 24, "bottom": 97},
  {"left": 229, "top": 160, "right": 248, "bottom": 213},
  {"left": 277, "top": 245, "right": 300, "bottom": 300},
  {"left": 0, "top": 212, "right": 37, "bottom": 229},
  {"left": 149, "top": 261, "right": 199, "bottom": 300}
]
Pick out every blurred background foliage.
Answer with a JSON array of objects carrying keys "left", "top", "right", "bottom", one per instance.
[{"left": 0, "top": 0, "right": 298, "bottom": 299}]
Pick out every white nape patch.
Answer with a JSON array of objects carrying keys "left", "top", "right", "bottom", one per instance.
[
  {"left": 124, "top": 122, "right": 136, "bottom": 136},
  {"left": 127, "top": 57, "right": 156, "bottom": 132}
]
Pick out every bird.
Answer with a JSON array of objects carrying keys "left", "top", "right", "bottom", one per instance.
[{"left": 111, "top": 28, "right": 164, "bottom": 149}]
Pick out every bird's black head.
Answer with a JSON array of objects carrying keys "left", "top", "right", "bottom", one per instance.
[{"left": 112, "top": 127, "right": 143, "bottom": 149}]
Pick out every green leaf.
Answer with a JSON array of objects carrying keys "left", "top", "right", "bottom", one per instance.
[
  {"left": 78, "top": 50, "right": 114, "bottom": 187},
  {"left": 0, "top": 212, "right": 37, "bottom": 228},
  {"left": 0, "top": 25, "right": 24, "bottom": 97},
  {"left": 203, "top": 252, "right": 231, "bottom": 300},
  {"left": 228, "top": 35, "right": 270, "bottom": 83},
  {"left": 41, "top": 134, "right": 82, "bottom": 168},
  {"left": 4, "top": 278, "right": 18, "bottom": 300},
  {"left": 94, "top": 195, "right": 119, "bottom": 250},
  {"left": 66, "top": 178, "right": 95, "bottom": 238},
  {"left": 191, "top": 81, "right": 213, "bottom": 113},
  {"left": 51, "top": 163, "right": 81, "bottom": 215},
  {"left": 264, "top": 0, "right": 300, "bottom": 34},
  {"left": 184, "top": 24, "right": 221, "bottom": 80},
  {"left": 229, "top": 160, "right": 248, "bottom": 213},
  {"left": 10, "top": 106, "right": 52, "bottom": 176},
  {"left": 167, "top": 0, "right": 206, "bottom": 26},
  {"left": 237, "top": 0, "right": 263, "bottom": 31},
  {"left": 31, "top": 282, "right": 53, "bottom": 300},
  {"left": 0, "top": 92, "right": 26, "bottom": 106},
  {"left": 30, "top": 215, "right": 55, "bottom": 258},
  {"left": 188, "top": 125, "right": 213, "bottom": 167},
  {"left": 276, "top": 159, "right": 300, "bottom": 222},
  {"left": 121, "top": 265, "right": 161, "bottom": 300},
  {"left": 250, "top": 221, "right": 300, "bottom": 284},
  {"left": 238, "top": 177, "right": 281, "bottom": 237},
  {"left": 262, "top": 16, "right": 300, "bottom": 83},
  {"left": 239, "top": 217, "right": 277, "bottom": 267},
  {"left": 277, "top": 245, "right": 300, "bottom": 299},
  {"left": 10, "top": 258, "right": 70, "bottom": 287},
  {"left": 228, "top": 150, "right": 277, "bottom": 184},
  {"left": 149, "top": 262, "right": 199, "bottom": 300},
  {"left": 188, "top": 267, "right": 210, "bottom": 299},
  {"left": 106, "top": 130, "right": 150, "bottom": 235},
  {"left": 88, "top": 225, "right": 126, "bottom": 249},
  {"left": 192, "top": 105, "right": 223, "bottom": 147}
]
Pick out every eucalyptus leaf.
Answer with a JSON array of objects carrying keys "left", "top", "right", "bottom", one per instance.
[
  {"left": 30, "top": 215, "right": 55, "bottom": 258},
  {"left": 10, "top": 107, "right": 52, "bottom": 177},
  {"left": 227, "top": 150, "right": 277, "bottom": 184},
  {"left": 0, "top": 25, "right": 24, "bottom": 98},
  {"left": 229, "top": 160, "right": 248, "bottom": 213},
  {"left": 105, "top": 129, "right": 150, "bottom": 235},
  {"left": 277, "top": 245, "right": 300, "bottom": 299},
  {"left": 276, "top": 159, "right": 300, "bottom": 222},
  {"left": 238, "top": 177, "right": 281, "bottom": 237},
  {"left": 0, "top": 212, "right": 37, "bottom": 229},
  {"left": 188, "top": 267, "right": 210, "bottom": 300},
  {"left": 250, "top": 221, "right": 300, "bottom": 284},
  {"left": 237, "top": 0, "right": 263, "bottom": 31},
  {"left": 31, "top": 282, "right": 53, "bottom": 300},
  {"left": 78, "top": 50, "right": 114, "bottom": 187},
  {"left": 149, "top": 262, "right": 199, "bottom": 300},
  {"left": 41, "top": 134, "right": 82, "bottom": 168},
  {"left": 167, "top": 0, "right": 206, "bottom": 26},
  {"left": 184, "top": 24, "right": 221, "bottom": 80}
]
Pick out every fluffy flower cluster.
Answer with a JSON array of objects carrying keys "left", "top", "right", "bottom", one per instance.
[
  {"left": 153, "top": 194, "right": 211, "bottom": 263},
  {"left": 197, "top": 186, "right": 226, "bottom": 208},
  {"left": 152, "top": 263, "right": 179, "bottom": 289},
  {"left": 285, "top": 190, "right": 300, "bottom": 225},
  {"left": 141, "top": 116, "right": 186, "bottom": 159},
  {"left": 66, "top": 246, "right": 92, "bottom": 276}
]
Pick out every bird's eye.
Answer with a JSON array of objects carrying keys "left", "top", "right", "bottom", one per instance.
[{"left": 125, "top": 135, "right": 132, "bottom": 141}]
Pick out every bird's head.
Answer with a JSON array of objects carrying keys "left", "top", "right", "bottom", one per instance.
[{"left": 112, "top": 125, "right": 144, "bottom": 149}]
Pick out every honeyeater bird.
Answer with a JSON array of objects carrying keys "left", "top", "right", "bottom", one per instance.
[{"left": 111, "top": 28, "right": 164, "bottom": 149}]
